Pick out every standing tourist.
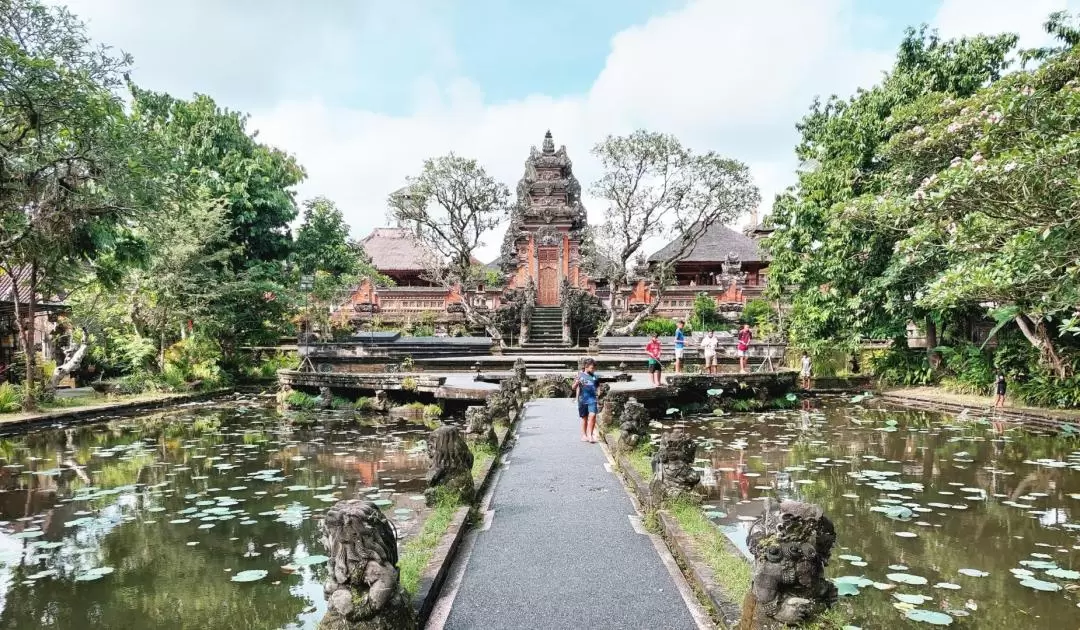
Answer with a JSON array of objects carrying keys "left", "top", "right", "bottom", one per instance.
[
  {"left": 800, "top": 351, "right": 812, "bottom": 389},
  {"left": 673, "top": 320, "right": 686, "bottom": 374},
  {"left": 700, "top": 330, "right": 719, "bottom": 374},
  {"left": 994, "top": 371, "right": 1007, "bottom": 408},
  {"left": 572, "top": 358, "right": 600, "bottom": 443},
  {"left": 646, "top": 333, "right": 663, "bottom": 386},
  {"left": 737, "top": 323, "right": 753, "bottom": 373}
]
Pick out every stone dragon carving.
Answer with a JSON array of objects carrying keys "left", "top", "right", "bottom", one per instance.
[
  {"left": 651, "top": 429, "right": 701, "bottom": 496},
  {"left": 318, "top": 500, "right": 414, "bottom": 630},
  {"left": 617, "top": 397, "right": 649, "bottom": 450},
  {"left": 741, "top": 499, "right": 838, "bottom": 628},
  {"left": 464, "top": 405, "right": 498, "bottom": 450}
]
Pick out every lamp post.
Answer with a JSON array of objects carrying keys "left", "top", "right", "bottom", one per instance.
[{"left": 299, "top": 275, "right": 314, "bottom": 341}]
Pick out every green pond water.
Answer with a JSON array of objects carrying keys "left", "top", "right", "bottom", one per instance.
[
  {"left": 658, "top": 398, "right": 1080, "bottom": 628},
  {"left": 0, "top": 398, "right": 431, "bottom": 630}
]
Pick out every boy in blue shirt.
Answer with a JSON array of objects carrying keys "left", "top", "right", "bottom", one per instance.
[
  {"left": 572, "top": 358, "right": 600, "bottom": 443},
  {"left": 674, "top": 319, "right": 686, "bottom": 374}
]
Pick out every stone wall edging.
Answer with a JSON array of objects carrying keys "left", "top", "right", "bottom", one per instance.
[
  {"left": 604, "top": 433, "right": 744, "bottom": 626},
  {"left": 411, "top": 414, "right": 517, "bottom": 625},
  {"left": 880, "top": 392, "right": 1073, "bottom": 431},
  {"left": 0, "top": 388, "right": 235, "bottom": 431}
]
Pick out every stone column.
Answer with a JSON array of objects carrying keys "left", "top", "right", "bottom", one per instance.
[
  {"left": 464, "top": 405, "right": 498, "bottom": 450},
  {"left": 318, "top": 500, "right": 415, "bottom": 630},
  {"left": 425, "top": 425, "right": 475, "bottom": 506},
  {"left": 651, "top": 429, "right": 701, "bottom": 497},
  {"left": 617, "top": 397, "right": 649, "bottom": 450},
  {"left": 740, "top": 499, "right": 838, "bottom": 628}
]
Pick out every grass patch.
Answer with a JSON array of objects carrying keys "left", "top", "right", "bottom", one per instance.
[
  {"left": 398, "top": 488, "right": 461, "bottom": 596},
  {"left": 667, "top": 495, "right": 753, "bottom": 602},
  {"left": 626, "top": 443, "right": 653, "bottom": 481},
  {"left": 471, "top": 443, "right": 496, "bottom": 482}
]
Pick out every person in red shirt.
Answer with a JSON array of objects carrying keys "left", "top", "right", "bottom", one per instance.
[
  {"left": 645, "top": 333, "right": 663, "bottom": 386},
  {"left": 737, "top": 323, "right": 753, "bottom": 374}
]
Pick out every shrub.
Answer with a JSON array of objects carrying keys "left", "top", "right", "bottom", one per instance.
[
  {"left": 401, "top": 377, "right": 418, "bottom": 391},
  {"left": 422, "top": 404, "right": 442, "bottom": 421},
  {"left": 1013, "top": 374, "right": 1080, "bottom": 409},
  {"left": 116, "top": 372, "right": 165, "bottom": 395},
  {"left": 0, "top": 383, "right": 20, "bottom": 413},
  {"left": 867, "top": 346, "right": 934, "bottom": 387},
  {"left": 636, "top": 317, "right": 678, "bottom": 337},
  {"left": 691, "top": 293, "right": 719, "bottom": 329},
  {"left": 741, "top": 299, "right": 774, "bottom": 326}
]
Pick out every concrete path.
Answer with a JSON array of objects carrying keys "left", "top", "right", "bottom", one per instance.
[{"left": 432, "top": 398, "right": 709, "bottom": 630}]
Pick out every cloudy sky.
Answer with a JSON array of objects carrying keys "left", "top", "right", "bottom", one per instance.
[{"left": 57, "top": 0, "right": 1075, "bottom": 261}]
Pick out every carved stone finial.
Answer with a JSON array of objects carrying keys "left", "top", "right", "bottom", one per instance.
[
  {"left": 651, "top": 429, "right": 700, "bottom": 496},
  {"left": 464, "top": 405, "right": 498, "bottom": 450},
  {"left": 617, "top": 397, "right": 649, "bottom": 450},
  {"left": 425, "top": 426, "right": 475, "bottom": 506},
  {"left": 741, "top": 499, "right": 838, "bottom": 628},
  {"left": 372, "top": 390, "right": 389, "bottom": 412},
  {"left": 318, "top": 386, "right": 334, "bottom": 409},
  {"left": 513, "top": 358, "right": 527, "bottom": 382},
  {"left": 319, "top": 500, "right": 415, "bottom": 630},
  {"left": 542, "top": 130, "right": 555, "bottom": 154}
]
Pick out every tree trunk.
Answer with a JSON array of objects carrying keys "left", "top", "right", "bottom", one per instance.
[
  {"left": 47, "top": 329, "right": 89, "bottom": 393},
  {"left": 925, "top": 316, "right": 941, "bottom": 370},
  {"left": 612, "top": 290, "right": 663, "bottom": 336},
  {"left": 1014, "top": 314, "right": 1068, "bottom": 379},
  {"left": 459, "top": 295, "right": 504, "bottom": 348}
]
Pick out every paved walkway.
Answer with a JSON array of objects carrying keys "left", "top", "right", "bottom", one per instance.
[{"left": 435, "top": 398, "right": 707, "bottom": 630}]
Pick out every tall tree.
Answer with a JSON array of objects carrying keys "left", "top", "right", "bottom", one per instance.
[
  {"left": 0, "top": 0, "right": 150, "bottom": 408},
  {"left": 764, "top": 27, "right": 1019, "bottom": 355},
  {"left": 388, "top": 155, "right": 510, "bottom": 343},
  {"left": 588, "top": 130, "right": 759, "bottom": 336}
]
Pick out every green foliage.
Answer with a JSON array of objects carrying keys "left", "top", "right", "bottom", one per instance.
[
  {"left": 741, "top": 299, "right": 773, "bottom": 326},
  {"left": 636, "top": 317, "right": 678, "bottom": 337},
  {"left": 666, "top": 495, "right": 752, "bottom": 603},
  {"left": 868, "top": 347, "right": 935, "bottom": 387},
  {"left": 562, "top": 286, "right": 607, "bottom": 345},
  {"left": 1013, "top": 374, "right": 1080, "bottom": 409},
  {"left": 163, "top": 336, "right": 224, "bottom": 389},
  {"left": 401, "top": 377, "right": 418, "bottom": 392},
  {"left": 690, "top": 293, "right": 719, "bottom": 330},
  {"left": 398, "top": 488, "right": 461, "bottom": 596},
  {"left": 282, "top": 390, "right": 317, "bottom": 411},
  {"left": 938, "top": 343, "right": 994, "bottom": 396},
  {"left": 0, "top": 383, "right": 21, "bottom": 413}
]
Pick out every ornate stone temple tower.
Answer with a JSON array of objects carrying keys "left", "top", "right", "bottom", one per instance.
[{"left": 500, "top": 131, "right": 590, "bottom": 306}]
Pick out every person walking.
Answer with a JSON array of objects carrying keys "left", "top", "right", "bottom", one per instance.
[
  {"left": 994, "top": 371, "right": 1007, "bottom": 408},
  {"left": 673, "top": 320, "right": 686, "bottom": 374},
  {"left": 800, "top": 351, "right": 812, "bottom": 389},
  {"left": 700, "top": 330, "right": 719, "bottom": 374},
  {"left": 646, "top": 333, "right": 663, "bottom": 386},
  {"left": 737, "top": 323, "right": 753, "bottom": 373},
  {"left": 572, "top": 358, "right": 601, "bottom": 442}
]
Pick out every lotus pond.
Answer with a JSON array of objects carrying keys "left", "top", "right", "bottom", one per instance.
[
  {"left": 658, "top": 397, "right": 1080, "bottom": 628},
  {"left": 0, "top": 397, "right": 432, "bottom": 629}
]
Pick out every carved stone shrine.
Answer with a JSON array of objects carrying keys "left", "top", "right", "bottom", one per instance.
[
  {"left": 651, "top": 429, "right": 701, "bottom": 496},
  {"left": 425, "top": 425, "right": 475, "bottom": 506}
]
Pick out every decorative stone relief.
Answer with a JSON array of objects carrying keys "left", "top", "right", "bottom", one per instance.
[
  {"left": 425, "top": 426, "right": 475, "bottom": 506},
  {"left": 617, "top": 397, "right": 649, "bottom": 450},
  {"left": 651, "top": 429, "right": 701, "bottom": 496},
  {"left": 464, "top": 405, "right": 498, "bottom": 450}
]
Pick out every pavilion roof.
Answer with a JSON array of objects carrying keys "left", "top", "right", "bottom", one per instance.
[
  {"left": 647, "top": 223, "right": 767, "bottom": 264},
  {"left": 358, "top": 227, "right": 429, "bottom": 272}
]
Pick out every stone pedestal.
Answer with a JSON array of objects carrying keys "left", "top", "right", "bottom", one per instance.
[
  {"left": 425, "top": 425, "right": 475, "bottom": 506},
  {"left": 464, "top": 405, "right": 498, "bottom": 450},
  {"left": 617, "top": 397, "right": 648, "bottom": 450},
  {"left": 740, "top": 499, "right": 837, "bottom": 628},
  {"left": 651, "top": 429, "right": 700, "bottom": 496},
  {"left": 318, "top": 500, "right": 415, "bottom": 630}
]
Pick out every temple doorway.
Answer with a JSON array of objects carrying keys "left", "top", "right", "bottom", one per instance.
[{"left": 537, "top": 247, "right": 560, "bottom": 306}]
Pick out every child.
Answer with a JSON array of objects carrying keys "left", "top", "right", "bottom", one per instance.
[
  {"left": 994, "top": 372, "right": 1007, "bottom": 408},
  {"left": 700, "top": 330, "right": 719, "bottom": 374},
  {"left": 673, "top": 320, "right": 686, "bottom": 374},
  {"left": 737, "top": 323, "right": 753, "bottom": 373},
  {"left": 800, "top": 351, "right": 812, "bottom": 389},
  {"left": 574, "top": 358, "right": 600, "bottom": 443},
  {"left": 645, "top": 333, "right": 663, "bottom": 386}
]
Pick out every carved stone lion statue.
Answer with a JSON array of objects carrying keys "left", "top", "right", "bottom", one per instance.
[
  {"left": 464, "top": 405, "right": 498, "bottom": 450},
  {"left": 741, "top": 499, "right": 837, "bottom": 628},
  {"left": 617, "top": 397, "right": 649, "bottom": 450},
  {"left": 318, "top": 500, "right": 415, "bottom": 630},
  {"left": 651, "top": 429, "right": 701, "bottom": 496},
  {"left": 425, "top": 425, "right": 475, "bottom": 506}
]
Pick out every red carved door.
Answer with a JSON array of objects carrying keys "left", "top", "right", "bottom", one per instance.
[{"left": 537, "top": 248, "right": 560, "bottom": 306}]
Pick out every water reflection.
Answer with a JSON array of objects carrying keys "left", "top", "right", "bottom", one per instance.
[
  {"left": 0, "top": 400, "right": 431, "bottom": 630},
  {"left": 657, "top": 398, "right": 1080, "bottom": 627}
]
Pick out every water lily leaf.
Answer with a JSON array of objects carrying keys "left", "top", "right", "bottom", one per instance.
[
  {"left": 665, "top": 408, "right": 680, "bottom": 416},
  {"left": 834, "top": 580, "right": 861, "bottom": 597},
  {"left": 838, "top": 554, "right": 863, "bottom": 562},
  {"left": 934, "top": 582, "right": 961, "bottom": 590},
  {"left": 294, "top": 554, "right": 329, "bottom": 566},
  {"left": 1019, "top": 560, "right": 1058, "bottom": 570},
  {"left": 11, "top": 530, "right": 44, "bottom": 539},
  {"left": 230, "top": 569, "right": 268, "bottom": 583},
  {"left": 904, "top": 609, "right": 953, "bottom": 625},
  {"left": 895, "top": 531, "right": 918, "bottom": 538},
  {"left": 785, "top": 393, "right": 797, "bottom": 402},
  {"left": 1046, "top": 568, "right": 1080, "bottom": 580},
  {"left": 894, "top": 593, "right": 932, "bottom": 605},
  {"left": 706, "top": 389, "right": 723, "bottom": 396},
  {"left": 887, "top": 573, "right": 928, "bottom": 585},
  {"left": 1019, "top": 578, "right": 1061, "bottom": 592},
  {"left": 704, "top": 511, "right": 726, "bottom": 519},
  {"left": 957, "top": 568, "right": 988, "bottom": 577},
  {"left": 372, "top": 499, "right": 393, "bottom": 508},
  {"left": 74, "top": 566, "right": 114, "bottom": 581}
]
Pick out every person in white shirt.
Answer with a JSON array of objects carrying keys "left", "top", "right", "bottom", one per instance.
[
  {"left": 700, "top": 330, "right": 719, "bottom": 374},
  {"left": 800, "top": 351, "right": 812, "bottom": 389}
]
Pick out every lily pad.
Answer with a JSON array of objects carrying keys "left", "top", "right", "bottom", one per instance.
[
  {"left": 904, "top": 609, "right": 953, "bottom": 625},
  {"left": 706, "top": 389, "right": 723, "bottom": 396},
  {"left": 294, "top": 554, "right": 329, "bottom": 566},
  {"left": 230, "top": 569, "right": 268, "bottom": 583},
  {"left": 74, "top": 566, "right": 115, "bottom": 582},
  {"left": 934, "top": 582, "right": 961, "bottom": 590},
  {"left": 887, "top": 573, "right": 928, "bottom": 585},
  {"left": 1046, "top": 568, "right": 1080, "bottom": 580},
  {"left": 665, "top": 408, "right": 680, "bottom": 416},
  {"left": 372, "top": 499, "right": 393, "bottom": 508},
  {"left": 894, "top": 593, "right": 932, "bottom": 605},
  {"left": 957, "top": 568, "right": 988, "bottom": 577},
  {"left": 1019, "top": 577, "right": 1061, "bottom": 592}
]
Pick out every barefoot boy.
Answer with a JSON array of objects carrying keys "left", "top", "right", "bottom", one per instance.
[
  {"left": 573, "top": 358, "right": 600, "bottom": 442},
  {"left": 645, "top": 333, "right": 663, "bottom": 386}
]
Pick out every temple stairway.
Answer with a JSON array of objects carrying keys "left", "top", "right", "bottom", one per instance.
[{"left": 502, "top": 307, "right": 579, "bottom": 368}]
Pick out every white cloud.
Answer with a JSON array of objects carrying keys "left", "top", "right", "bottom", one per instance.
[
  {"left": 53, "top": 0, "right": 1074, "bottom": 262},
  {"left": 933, "top": 0, "right": 1078, "bottom": 46}
]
